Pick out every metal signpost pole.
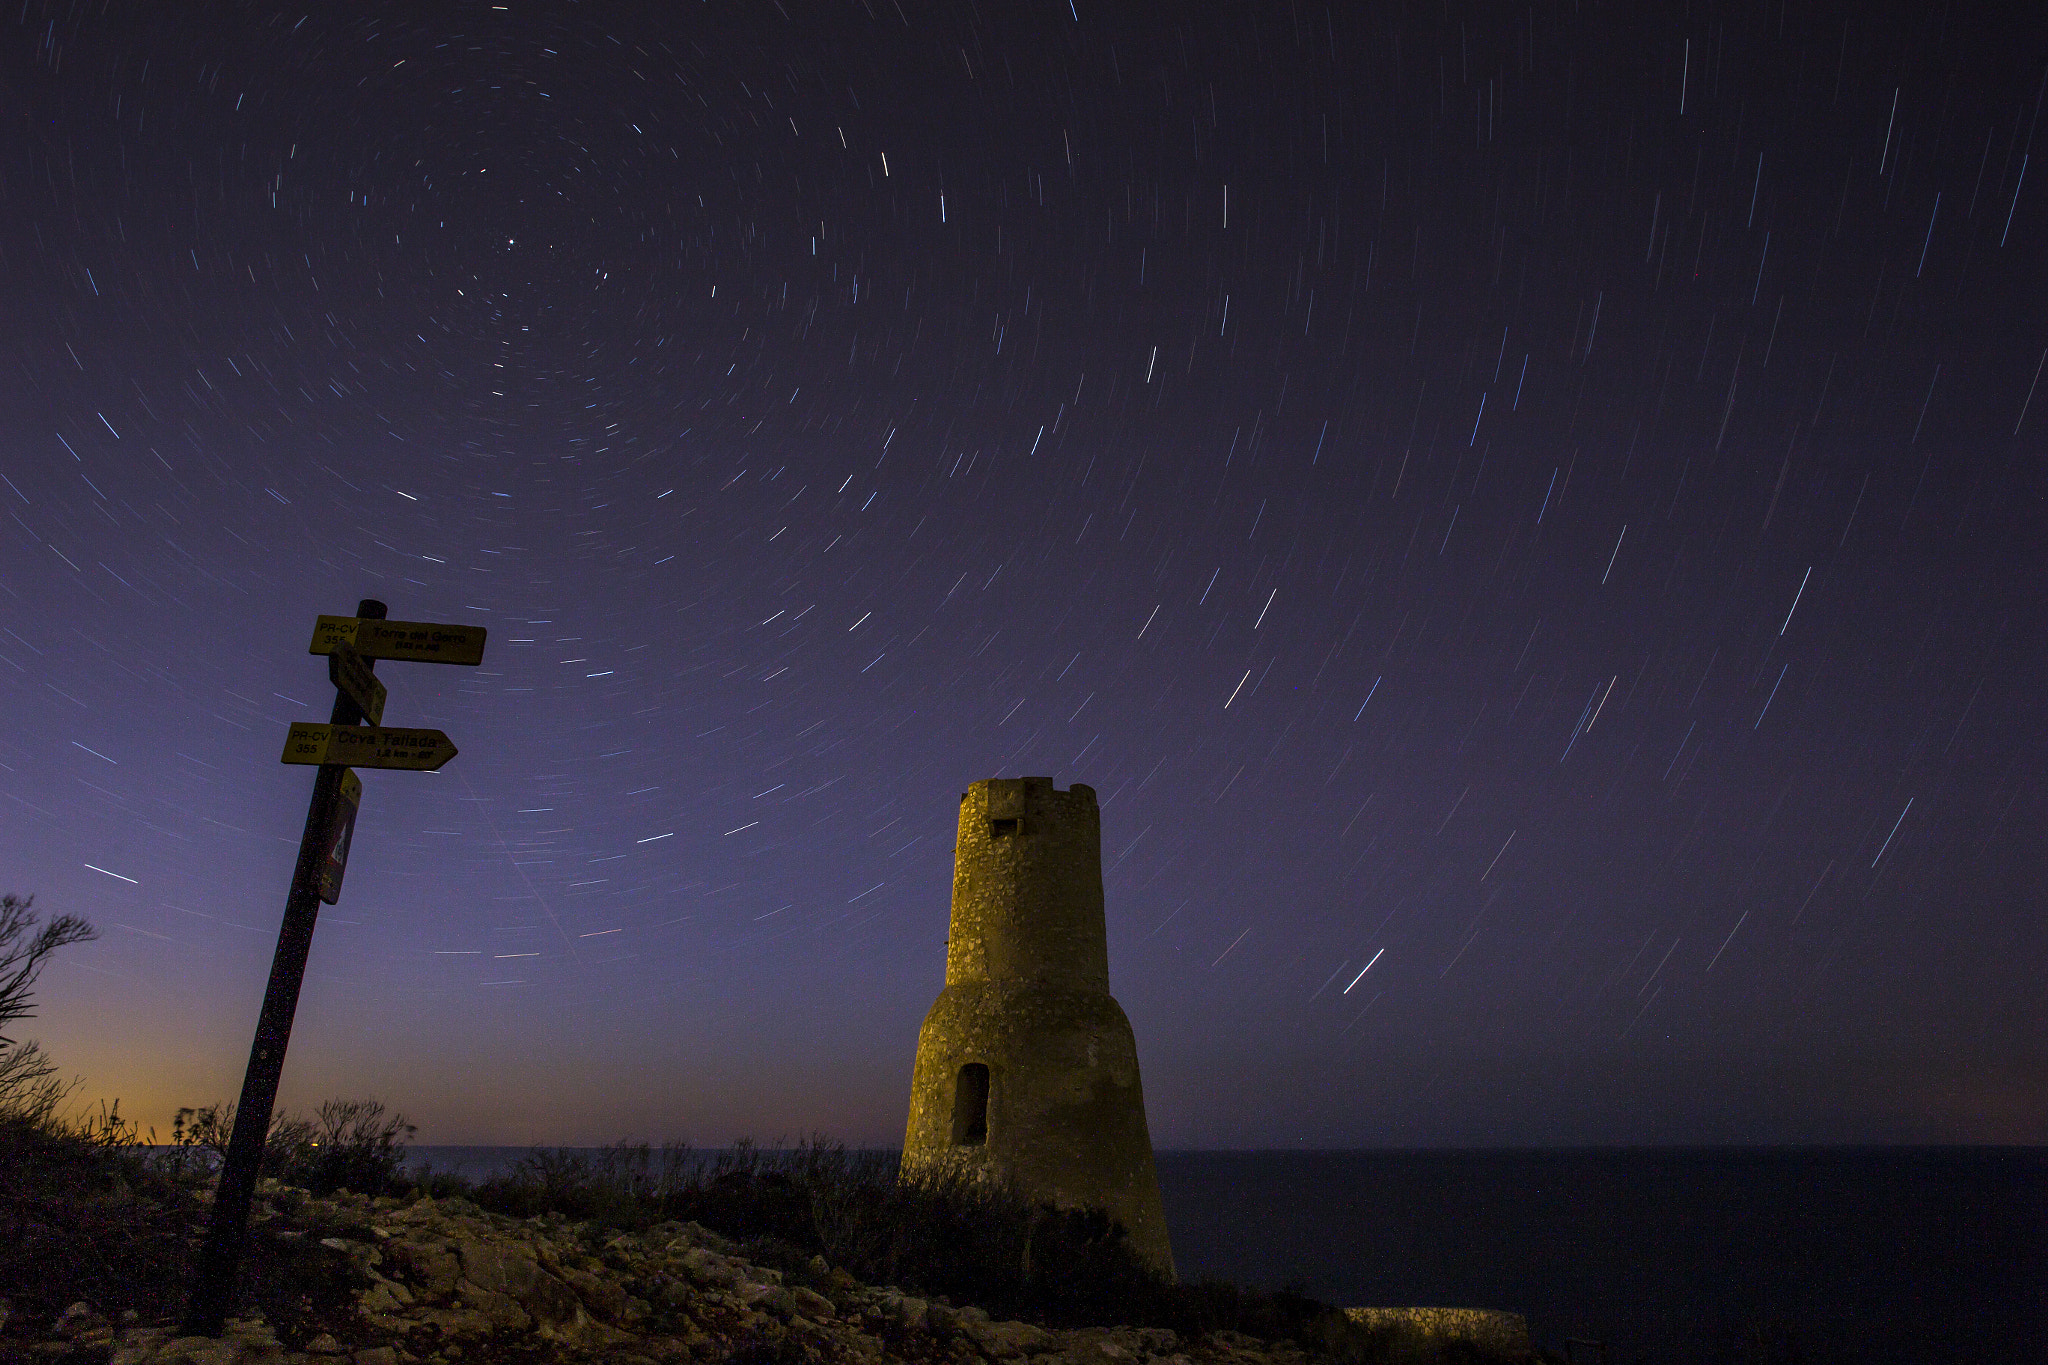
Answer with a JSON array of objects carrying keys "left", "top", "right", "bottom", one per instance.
[
  {"left": 183, "top": 600, "right": 482, "bottom": 1334},
  {"left": 182, "top": 599, "right": 386, "bottom": 1338}
]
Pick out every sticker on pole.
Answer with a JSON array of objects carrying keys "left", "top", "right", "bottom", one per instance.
[
  {"left": 281, "top": 723, "right": 459, "bottom": 771},
  {"left": 320, "top": 769, "right": 362, "bottom": 905}
]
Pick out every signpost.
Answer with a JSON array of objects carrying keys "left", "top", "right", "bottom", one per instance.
[
  {"left": 310, "top": 614, "right": 487, "bottom": 665},
  {"left": 281, "top": 723, "right": 458, "bottom": 771},
  {"left": 183, "top": 600, "right": 485, "bottom": 1338}
]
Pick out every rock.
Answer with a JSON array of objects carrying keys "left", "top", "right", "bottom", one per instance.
[
  {"left": 359, "top": 1282, "right": 407, "bottom": 1316},
  {"left": 523, "top": 1273, "right": 584, "bottom": 1330},
  {"left": 454, "top": 1243, "right": 539, "bottom": 1300},
  {"left": 556, "top": 1265, "right": 628, "bottom": 1322},
  {"left": 318, "top": 1240, "right": 379, "bottom": 1274},
  {"left": 77, "top": 1180, "right": 1401, "bottom": 1365},
  {"left": 384, "top": 1243, "right": 460, "bottom": 1302},
  {"left": 451, "top": 1242, "right": 581, "bottom": 1327},
  {"left": 56, "top": 1303, "right": 109, "bottom": 1341},
  {"left": 151, "top": 1336, "right": 247, "bottom": 1365},
  {"left": 109, "top": 1330, "right": 169, "bottom": 1365},
  {"left": 450, "top": 1280, "right": 530, "bottom": 1332},
  {"left": 410, "top": 1308, "right": 495, "bottom": 1341},
  {"left": 221, "top": 1321, "right": 282, "bottom": 1361},
  {"left": 1062, "top": 1337, "right": 1133, "bottom": 1365},
  {"left": 677, "top": 1249, "right": 740, "bottom": 1290},
  {"left": 738, "top": 1285, "right": 796, "bottom": 1320},
  {"left": 679, "top": 1222, "right": 732, "bottom": 1253},
  {"left": 788, "top": 1287, "right": 836, "bottom": 1321},
  {"left": 960, "top": 1318, "right": 1056, "bottom": 1359}
]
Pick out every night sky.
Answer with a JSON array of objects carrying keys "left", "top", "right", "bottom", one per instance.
[{"left": 3, "top": 0, "right": 2043, "bottom": 1150}]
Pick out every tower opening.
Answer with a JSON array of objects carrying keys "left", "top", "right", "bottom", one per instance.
[
  {"left": 951, "top": 1063, "right": 990, "bottom": 1145},
  {"left": 989, "top": 818, "right": 1020, "bottom": 838}
]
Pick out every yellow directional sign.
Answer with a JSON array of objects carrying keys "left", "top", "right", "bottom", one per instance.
[
  {"left": 281, "top": 723, "right": 459, "bottom": 772},
  {"left": 327, "top": 645, "right": 387, "bottom": 725},
  {"left": 309, "top": 615, "right": 486, "bottom": 666}
]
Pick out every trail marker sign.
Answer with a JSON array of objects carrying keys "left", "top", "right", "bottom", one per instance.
[
  {"left": 327, "top": 644, "right": 387, "bottom": 725},
  {"left": 185, "top": 599, "right": 487, "bottom": 1340},
  {"left": 318, "top": 769, "right": 360, "bottom": 905},
  {"left": 281, "top": 723, "right": 458, "bottom": 771},
  {"left": 309, "top": 614, "right": 487, "bottom": 666}
]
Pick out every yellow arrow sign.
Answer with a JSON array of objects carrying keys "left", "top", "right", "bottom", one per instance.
[
  {"left": 281, "top": 723, "right": 459, "bottom": 772},
  {"left": 309, "top": 615, "right": 487, "bottom": 666}
]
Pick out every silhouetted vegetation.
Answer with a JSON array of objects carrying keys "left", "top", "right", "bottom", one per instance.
[
  {"left": 0, "top": 893, "right": 97, "bottom": 1054},
  {"left": 0, "top": 886, "right": 1500, "bottom": 1362},
  {"left": 0, "top": 1100, "right": 197, "bottom": 1331},
  {"left": 160, "top": 1096, "right": 418, "bottom": 1197},
  {"left": 0, "top": 890, "right": 391, "bottom": 1348},
  {"left": 1, "top": 1100, "right": 1398, "bottom": 1357},
  {"left": 0, "top": 1096, "right": 402, "bottom": 1348},
  {"left": 434, "top": 1134, "right": 1380, "bottom": 1350}
]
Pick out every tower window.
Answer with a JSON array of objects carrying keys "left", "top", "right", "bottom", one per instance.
[
  {"left": 989, "top": 818, "right": 1019, "bottom": 838},
  {"left": 952, "top": 1063, "right": 990, "bottom": 1146}
]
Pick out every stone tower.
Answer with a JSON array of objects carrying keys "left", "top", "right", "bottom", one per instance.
[{"left": 901, "top": 777, "right": 1174, "bottom": 1277}]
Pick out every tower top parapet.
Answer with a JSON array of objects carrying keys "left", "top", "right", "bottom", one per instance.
[{"left": 946, "top": 777, "right": 1106, "bottom": 991}]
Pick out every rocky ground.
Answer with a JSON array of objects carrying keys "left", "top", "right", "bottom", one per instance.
[{"left": 1, "top": 1184, "right": 1346, "bottom": 1365}]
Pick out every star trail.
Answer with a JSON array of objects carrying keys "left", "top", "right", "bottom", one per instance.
[{"left": 1, "top": 0, "right": 2042, "bottom": 1147}]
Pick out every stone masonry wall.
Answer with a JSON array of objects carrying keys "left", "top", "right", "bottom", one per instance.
[
  {"left": 905, "top": 779, "right": 1173, "bottom": 1278},
  {"left": 945, "top": 779, "right": 1107, "bottom": 991}
]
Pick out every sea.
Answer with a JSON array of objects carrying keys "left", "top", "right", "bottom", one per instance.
[{"left": 398, "top": 1146, "right": 2046, "bottom": 1365}]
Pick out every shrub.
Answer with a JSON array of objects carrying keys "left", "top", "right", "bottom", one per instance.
[
  {"left": 429, "top": 1134, "right": 1378, "bottom": 1351},
  {"left": 154, "top": 1097, "right": 416, "bottom": 1197},
  {"left": 0, "top": 893, "right": 97, "bottom": 1130},
  {"left": 0, "top": 1103, "right": 201, "bottom": 1331},
  {"left": 272, "top": 1098, "right": 418, "bottom": 1197},
  {"left": 465, "top": 1138, "right": 696, "bottom": 1222},
  {"left": 0, "top": 893, "right": 97, "bottom": 1054},
  {"left": 0, "top": 1038, "right": 78, "bottom": 1128}
]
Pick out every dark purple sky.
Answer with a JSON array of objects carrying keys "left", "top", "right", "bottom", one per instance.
[{"left": 3, "top": 1, "right": 2043, "bottom": 1148}]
